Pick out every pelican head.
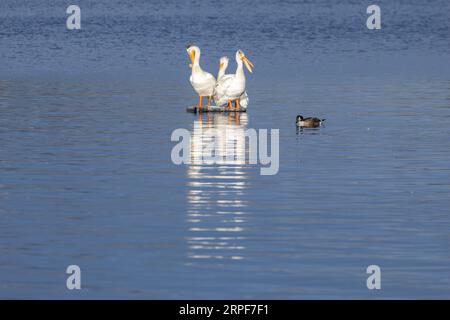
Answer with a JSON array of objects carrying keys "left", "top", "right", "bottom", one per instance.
[
  {"left": 186, "top": 44, "right": 200, "bottom": 68},
  {"left": 217, "top": 56, "right": 229, "bottom": 79},
  {"left": 236, "top": 49, "right": 254, "bottom": 73},
  {"left": 219, "top": 56, "right": 229, "bottom": 70}
]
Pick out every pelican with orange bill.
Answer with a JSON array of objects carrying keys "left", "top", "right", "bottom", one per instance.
[
  {"left": 186, "top": 44, "right": 216, "bottom": 109},
  {"left": 214, "top": 49, "right": 254, "bottom": 110}
]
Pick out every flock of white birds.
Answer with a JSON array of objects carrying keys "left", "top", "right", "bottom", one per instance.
[{"left": 186, "top": 44, "right": 254, "bottom": 110}]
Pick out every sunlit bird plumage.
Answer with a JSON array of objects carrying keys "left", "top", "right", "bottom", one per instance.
[
  {"left": 214, "top": 50, "right": 253, "bottom": 110},
  {"left": 186, "top": 45, "right": 216, "bottom": 109}
]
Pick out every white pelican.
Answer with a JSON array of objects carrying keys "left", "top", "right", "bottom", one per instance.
[
  {"left": 214, "top": 50, "right": 253, "bottom": 110},
  {"left": 215, "top": 57, "right": 249, "bottom": 110},
  {"left": 186, "top": 44, "right": 216, "bottom": 108}
]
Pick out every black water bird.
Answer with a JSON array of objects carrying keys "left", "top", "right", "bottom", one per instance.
[{"left": 296, "top": 115, "right": 325, "bottom": 128}]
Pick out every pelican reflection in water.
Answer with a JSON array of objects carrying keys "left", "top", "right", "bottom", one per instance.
[{"left": 186, "top": 113, "right": 250, "bottom": 260}]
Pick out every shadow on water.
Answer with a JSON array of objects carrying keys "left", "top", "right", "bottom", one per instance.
[{"left": 185, "top": 113, "right": 250, "bottom": 261}]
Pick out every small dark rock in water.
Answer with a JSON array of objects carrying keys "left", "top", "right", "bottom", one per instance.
[{"left": 187, "top": 105, "right": 247, "bottom": 113}]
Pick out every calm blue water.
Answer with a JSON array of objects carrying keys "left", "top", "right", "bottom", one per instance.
[{"left": 0, "top": 0, "right": 449, "bottom": 299}]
